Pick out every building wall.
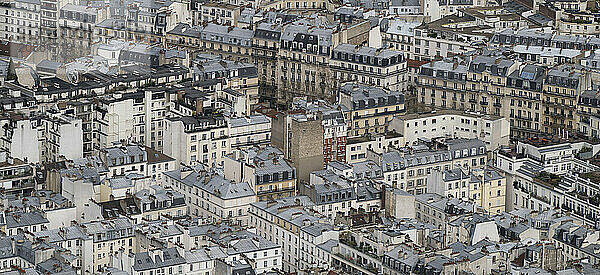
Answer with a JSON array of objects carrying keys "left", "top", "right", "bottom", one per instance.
[
  {"left": 58, "top": 118, "right": 84, "bottom": 161},
  {"left": 289, "top": 118, "right": 324, "bottom": 182},
  {"left": 9, "top": 120, "right": 40, "bottom": 163},
  {"left": 98, "top": 99, "right": 135, "bottom": 149}
]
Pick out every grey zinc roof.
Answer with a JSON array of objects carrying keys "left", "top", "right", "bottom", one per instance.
[
  {"left": 422, "top": 59, "right": 468, "bottom": 74},
  {"left": 281, "top": 24, "right": 333, "bottom": 47},
  {"left": 254, "top": 155, "right": 294, "bottom": 177},
  {"left": 200, "top": 23, "right": 254, "bottom": 46},
  {"left": 250, "top": 195, "right": 315, "bottom": 214},
  {"left": 185, "top": 247, "right": 227, "bottom": 263},
  {"left": 334, "top": 43, "right": 403, "bottom": 59},
  {"left": 187, "top": 224, "right": 236, "bottom": 238},
  {"left": 5, "top": 212, "right": 49, "bottom": 229},
  {"left": 164, "top": 170, "right": 255, "bottom": 199},
  {"left": 167, "top": 23, "right": 203, "bottom": 37},
  {"left": 352, "top": 160, "right": 382, "bottom": 177},
  {"left": 446, "top": 138, "right": 486, "bottom": 153},
  {"left": 37, "top": 60, "right": 62, "bottom": 72},
  {"left": 83, "top": 217, "right": 133, "bottom": 234},
  {"left": 16, "top": 0, "right": 40, "bottom": 4},
  {"left": 382, "top": 150, "right": 452, "bottom": 172},
  {"left": 61, "top": 3, "right": 97, "bottom": 14},
  {"left": 317, "top": 239, "right": 338, "bottom": 253},
  {"left": 390, "top": 0, "right": 420, "bottom": 6},
  {"left": 443, "top": 168, "right": 469, "bottom": 182},
  {"left": 229, "top": 115, "right": 270, "bottom": 128},
  {"left": 328, "top": 161, "right": 352, "bottom": 171},
  {"left": 340, "top": 83, "right": 399, "bottom": 102},
  {"left": 219, "top": 230, "right": 279, "bottom": 255},
  {"left": 109, "top": 177, "right": 134, "bottom": 189},
  {"left": 312, "top": 170, "right": 352, "bottom": 189},
  {"left": 194, "top": 58, "right": 258, "bottom": 79},
  {"left": 133, "top": 247, "right": 186, "bottom": 271},
  {"left": 34, "top": 226, "right": 90, "bottom": 242},
  {"left": 301, "top": 222, "right": 334, "bottom": 237},
  {"left": 384, "top": 245, "right": 421, "bottom": 267},
  {"left": 385, "top": 20, "right": 420, "bottom": 36},
  {"left": 415, "top": 193, "right": 477, "bottom": 214},
  {"left": 105, "top": 145, "right": 147, "bottom": 167}
]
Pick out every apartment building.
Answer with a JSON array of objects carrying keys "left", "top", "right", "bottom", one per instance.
[
  {"left": 322, "top": 108, "right": 348, "bottom": 164},
  {"left": 164, "top": 116, "right": 229, "bottom": 167},
  {"left": 330, "top": 44, "right": 408, "bottom": 92},
  {"left": 57, "top": 4, "right": 98, "bottom": 62},
  {"left": 0, "top": 0, "right": 40, "bottom": 45},
  {"left": 287, "top": 99, "right": 348, "bottom": 165},
  {"left": 96, "top": 86, "right": 169, "bottom": 152},
  {"left": 0, "top": 113, "right": 40, "bottom": 163},
  {"left": 277, "top": 23, "right": 335, "bottom": 103},
  {"left": 579, "top": 85, "right": 600, "bottom": 138},
  {"left": 412, "top": 15, "right": 489, "bottom": 61},
  {"left": 271, "top": 110, "right": 324, "bottom": 181},
  {"left": 218, "top": 230, "right": 283, "bottom": 274},
  {"left": 36, "top": 113, "right": 84, "bottom": 163},
  {"left": 33, "top": 225, "right": 94, "bottom": 273},
  {"left": 390, "top": 109, "right": 510, "bottom": 150},
  {"left": 427, "top": 167, "right": 506, "bottom": 214},
  {"left": 199, "top": 2, "right": 241, "bottom": 26},
  {"left": 252, "top": 22, "right": 281, "bottom": 93},
  {"left": 60, "top": 99, "right": 96, "bottom": 157},
  {"left": 0, "top": 153, "right": 35, "bottom": 195},
  {"left": 552, "top": 222, "right": 600, "bottom": 265},
  {"left": 192, "top": 55, "right": 259, "bottom": 115},
  {"left": 424, "top": 0, "right": 487, "bottom": 22},
  {"left": 129, "top": 248, "right": 186, "bottom": 275},
  {"left": 388, "top": 0, "right": 420, "bottom": 15},
  {"left": 417, "top": 50, "right": 581, "bottom": 139},
  {"left": 380, "top": 138, "right": 487, "bottom": 195},
  {"left": 167, "top": 22, "right": 254, "bottom": 65},
  {"left": 491, "top": 28, "right": 600, "bottom": 51},
  {"left": 414, "top": 193, "right": 482, "bottom": 230},
  {"left": 303, "top": 168, "right": 382, "bottom": 219},
  {"left": 136, "top": 185, "right": 187, "bottom": 221},
  {"left": 513, "top": 46, "right": 583, "bottom": 67},
  {"left": 83, "top": 218, "right": 135, "bottom": 273},
  {"left": 346, "top": 131, "right": 404, "bottom": 164},
  {"left": 304, "top": 169, "right": 356, "bottom": 220},
  {"left": 163, "top": 167, "right": 256, "bottom": 226},
  {"left": 249, "top": 196, "right": 339, "bottom": 273},
  {"left": 224, "top": 146, "right": 297, "bottom": 202},
  {"left": 227, "top": 115, "right": 272, "bottom": 150},
  {"left": 338, "top": 83, "right": 405, "bottom": 137},
  {"left": 446, "top": 213, "right": 500, "bottom": 246},
  {"left": 101, "top": 144, "right": 148, "bottom": 179},
  {"left": 94, "top": 0, "right": 189, "bottom": 45},
  {"left": 203, "top": 23, "right": 254, "bottom": 62},
  {"left": 258, "top": 0, "right": 338, "bottom": 13},
  {"left": 542, "top": 64, "right": 583, "bottom": 136},
  {"left": 383, "top": 20, "right": 420, "bottom": 60},
  {"left": 495, "top": 138, "right": 599, "bottom": 213},
  {"left": 39, "top": 0, "right": 58, "bottom": 59}
]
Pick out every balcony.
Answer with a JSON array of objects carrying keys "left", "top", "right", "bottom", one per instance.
[
  {"left": 257, "top": 186, "right": 295, "bottom": 195},
  {"left": 0, "top": 169, "right": 33, "bottom": 181}
]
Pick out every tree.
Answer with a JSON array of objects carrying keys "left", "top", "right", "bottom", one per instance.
[{"left": 6, "top": 58, "right": 17, "bottom": 82}]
